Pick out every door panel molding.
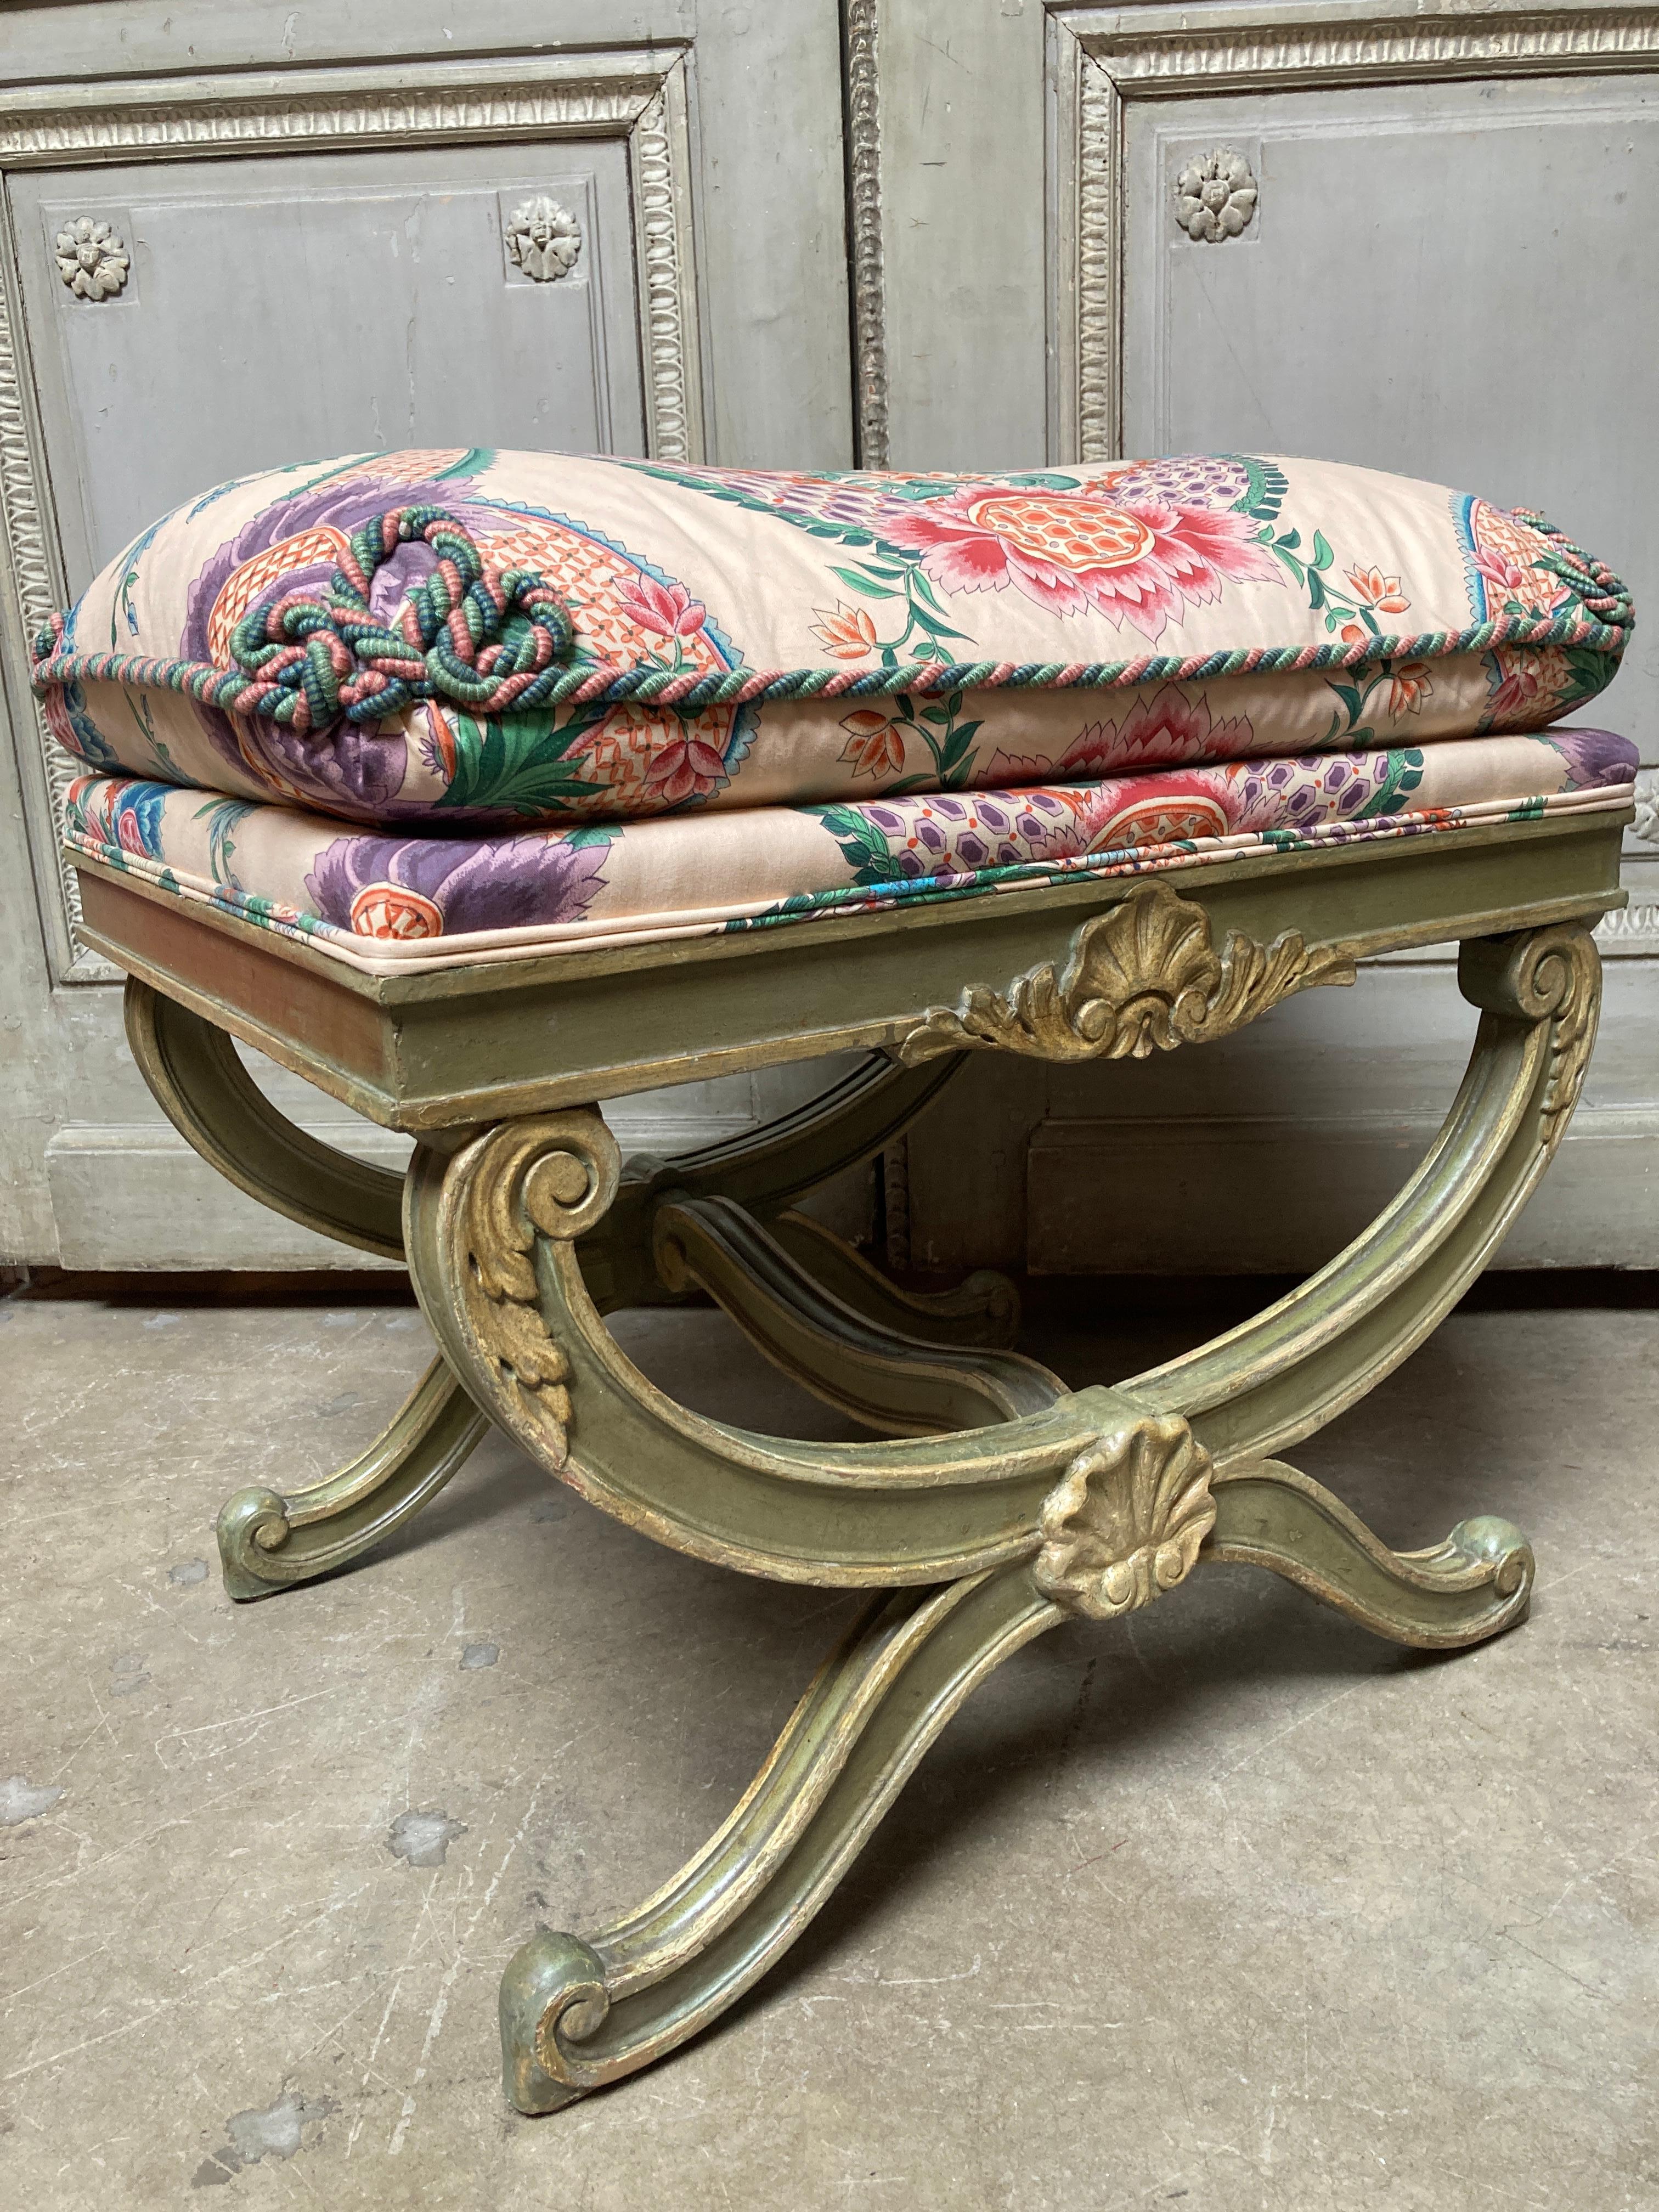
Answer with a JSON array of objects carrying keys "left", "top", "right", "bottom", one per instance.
[
  {"left": 844, "top": 0, "right": 890, "bottom": 469},
  {"left": 0, "top": 48, "right": 703, "bottom": 984},
  {"left": 1048, "top": 0, "right": 1659, "bottom": 956},
  {"left": 1050, "top": 1, "right": 1659, "bottom": 467}
]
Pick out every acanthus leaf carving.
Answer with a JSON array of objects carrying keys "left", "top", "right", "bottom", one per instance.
[
  {"left": 1459, "top": 921, "right": 1601, "bottom": 1152},
  {"left": 1035, "top": 1414, "right": 1216, "bottom": 1618},
  {"left": 898, "top": 879, "right": 1357, "bottom": 1065},
  {"left": 455, "top": 1110, "right": 620, "bottom": 1465}
]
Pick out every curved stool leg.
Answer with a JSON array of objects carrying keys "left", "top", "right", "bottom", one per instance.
[
  {"left": 1208, "top": 1459, "right": 1533, "bottom": 1650},
  {"left": 501, "top": 1563, "right": 1059, "bottom": 2112},
  {"left": 582, "top": 1049, "right": 1022, "bottom": 1342},
  {"left": 218, "top": 1360, "right": 489, "bottom": 1601},
  {"left": 125, "top": 978, "right": 405, "bottom": 1260},
  {"left": 127, "top": 980, "right": 494, "bottom": 1599},
  {"left": 766, "top": 1207, "right": 1021, "bottom": 1350}
]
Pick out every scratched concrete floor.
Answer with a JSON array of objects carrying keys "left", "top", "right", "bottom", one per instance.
[{"left": 1, "top": 1285, "right": 1656, "bottom": 2210}]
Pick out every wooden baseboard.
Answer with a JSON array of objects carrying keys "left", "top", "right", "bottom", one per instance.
[{"left": 1025, "top": 1105, "right": 1659, "bottom": 1274}]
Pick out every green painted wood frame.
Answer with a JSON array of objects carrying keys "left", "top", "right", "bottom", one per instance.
[{"left": 71, "top": 803, "right": 1630, "bottom": 2112}]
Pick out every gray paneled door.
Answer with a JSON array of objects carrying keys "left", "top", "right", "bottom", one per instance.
[
  {"left": 0, "top": 2, "right": 854, "bottom": 1266},
  {"left": 858, "top": 0, "right": 1657, "bottom": 1271}
]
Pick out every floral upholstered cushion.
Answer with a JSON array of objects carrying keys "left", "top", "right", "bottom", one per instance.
[
  {"left": 65, "top": 727, "right": 1636, "bottom": 973},
  {"left": 33, "top": 449, "right": 1629, "bottom": 830}
]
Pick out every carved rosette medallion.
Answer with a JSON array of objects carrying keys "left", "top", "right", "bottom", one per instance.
[
  {"left": 453, "top": 1110, "right": 620, "bottom": 1463},
  {"left": 899, "top": 880, "right": 1356, "bottom": 1065},
  {"left": 1035, "top": 1415, "right": 1216, "bottom": 1619},
  {"left": 504, "top": 196, "right": 583, "bottom": 282},
  {"left": 55, "top": 217, "right": 129, "bottom": 300},
  {"left": 1175, "top": 150, "right": 1257, "bottom": 242}
]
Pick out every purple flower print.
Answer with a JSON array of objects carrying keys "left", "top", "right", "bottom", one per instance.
[
  {"left": 1543, "top": 727, "right": 1637, "bottom": 789},
  {"left": 306, "top": 830, "right": 606, "bottom": 942},
  {"left": 184, "top": 467, "right": 493, "bottom": 819}
]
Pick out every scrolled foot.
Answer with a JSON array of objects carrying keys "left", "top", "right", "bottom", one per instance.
[
  {"left": 500, "top": 1931, "right": 610, "bottom": 2114},
  {"left": 1208, "top": 1460, "right": 1534, "bottom": 1649},
  {"left": 1427, "top": 1514, "right": 1534, "bottom": 1610},
  {"left": 496, "top": 1566, "right": 1059, "bottom": 2114},
  {"left": 217, "top": 1486, "right": 297, "bottom": 1602},
  {"left": 213, "top": 1361, "right": 488, "bottom": 1601}
]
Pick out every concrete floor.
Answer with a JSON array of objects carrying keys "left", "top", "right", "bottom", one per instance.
[{"left": 1, "top": 1283, "right": 1655, "bottom": 2210}]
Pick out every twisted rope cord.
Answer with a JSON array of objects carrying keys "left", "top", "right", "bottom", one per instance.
[{"left": 32, "top": 507, "right": 1631, "bottom": 729}]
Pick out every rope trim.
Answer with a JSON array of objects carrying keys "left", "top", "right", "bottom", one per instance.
[{"left": 31, "top": 503, "right": 1630, "bottom": 730}]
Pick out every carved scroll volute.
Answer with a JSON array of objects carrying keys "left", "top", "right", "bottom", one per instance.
[
  {"left": 1457, "top": 921, "right": 1601, "bottom": 1152},
  {"left": 899, "top": 880, "right": 1356, "bottom": 1065},
  {"left": 1035, "top": 1415, "right": 1216, "bottom": 1619},
  {"left": 452, "top": 1110, "right": 620, "bottom": 1464}
]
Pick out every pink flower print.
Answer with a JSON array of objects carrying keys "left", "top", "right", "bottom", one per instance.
[
  {"left": 644, "top": 730, "right": 728, "bottom": 804},
  {"left": 1474, "top": 550, "right": 1528, "bottom": 599},
  {"left": 1474, "top": 549, "right": 1565, "bottom": 616},
  {"left": 1483, "top": 644, "right": 1571, "bottom": 731},
  {"left": 614, "top": 574, "right": 707, "bottom": 640},
  {"left": 1082, "top": 770, "right": 1240, "bottom": 851},
  {"left": 1062, "top": 685, "right": 1255, "bottom": 776},
  {"left": 873, "top": 485, "right": 1280, "bottom": 642}
]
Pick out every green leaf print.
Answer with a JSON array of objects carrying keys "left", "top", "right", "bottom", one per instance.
[
  {"left": 436, "top": 709, "right": 606, "bottom": 817},
  {"left": 1353, "top": 748, "right": 1425, "bottom": 820},
  {"left": 811, "top": 804, "right": 895, "bottom": 886}
]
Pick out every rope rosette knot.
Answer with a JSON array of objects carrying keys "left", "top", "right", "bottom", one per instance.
[{"left": 224, "top": 506, "right": 576, "bottom": 732}]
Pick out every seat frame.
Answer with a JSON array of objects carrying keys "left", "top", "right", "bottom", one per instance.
[{"left": 70, "top": 804, "right": 1628, "bottom": 2112}]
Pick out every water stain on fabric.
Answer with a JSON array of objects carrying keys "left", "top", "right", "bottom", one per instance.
[{"left": 387, "top": 1808, "right": 467, "bottom": 1867}]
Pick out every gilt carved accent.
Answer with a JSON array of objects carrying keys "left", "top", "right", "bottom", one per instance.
[
  {"left": 898, "top": 880, "right": 1356, "bottom": 1065},
  {"left": 1035, "top": 1415, "right": 1216, "bottom": 1619},
  {"left": 1460, "top": 921, "right": 1601, "bottom": 1153},
  {"left": 455, "top": 1111, "right": 620, "bottom": 1465}
]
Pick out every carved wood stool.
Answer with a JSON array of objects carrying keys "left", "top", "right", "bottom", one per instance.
[{"left": 75, "top": 803, "right": 1624, "bottom": 2111}]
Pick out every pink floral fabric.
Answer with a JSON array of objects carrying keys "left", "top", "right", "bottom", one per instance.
[
  {"left": 64, "top": 726, "right": 1636, "bottom": 974},
  {"left": 35, "top": 448, "right": 1627, "bottom": 830}
]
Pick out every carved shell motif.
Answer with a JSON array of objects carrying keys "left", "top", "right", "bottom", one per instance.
[
  {"left": 899, "top": 880, "right": 1356, "bottom": 1065},
  {"left": 505, "top": 196, "right": 583, "bottom": 283},
  {"left": 1035, "top": 1416, "right": 1216, "bottom": 1619}
]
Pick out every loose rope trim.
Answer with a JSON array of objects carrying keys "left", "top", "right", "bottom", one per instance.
[{"left": 31, "top": 503, "right": 1631, "bottom": 731}]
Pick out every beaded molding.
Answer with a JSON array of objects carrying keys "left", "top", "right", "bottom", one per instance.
[{"left": 32, "top": 505, "right": 1630, "bottom": 733}]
